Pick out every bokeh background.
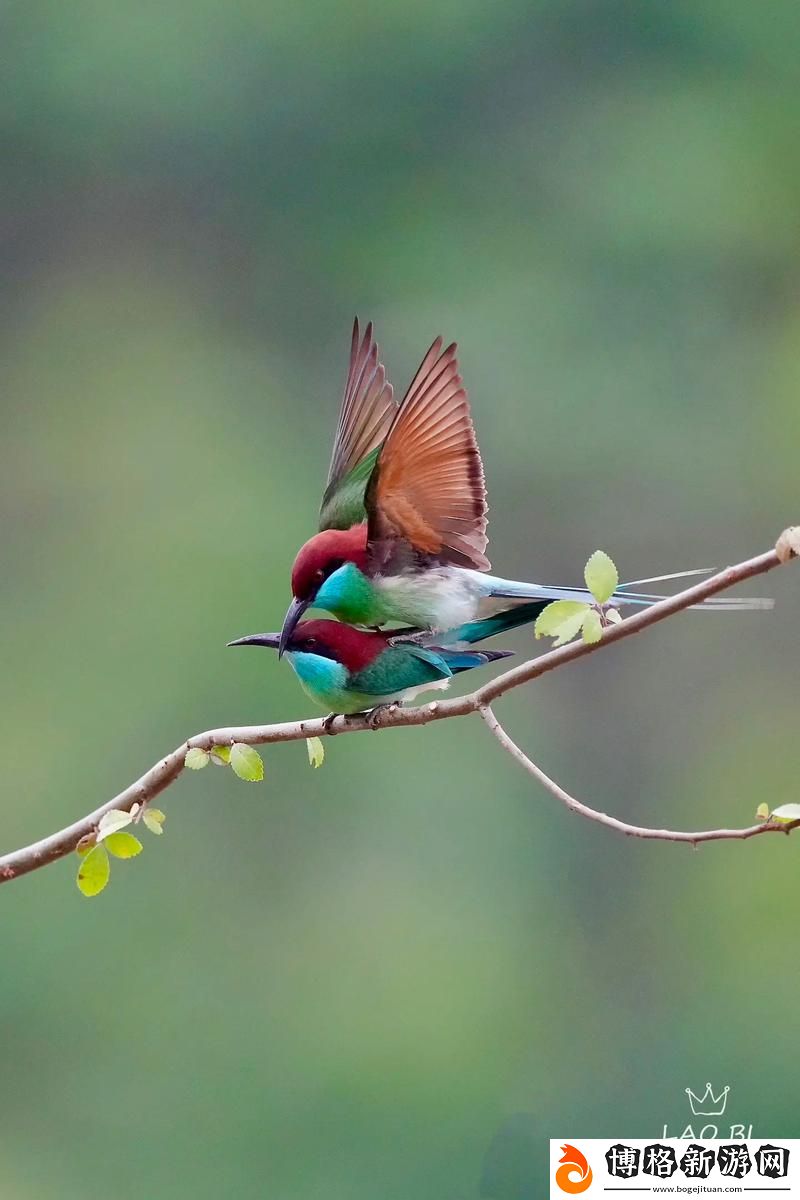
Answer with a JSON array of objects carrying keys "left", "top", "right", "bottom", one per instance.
[{"left": 1, "top": 2, "right": 798, "bottom": 1196}]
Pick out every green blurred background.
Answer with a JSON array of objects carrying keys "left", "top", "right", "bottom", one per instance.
[{"left": 1, "top": 2, "right": 798, "bottom": 1196}]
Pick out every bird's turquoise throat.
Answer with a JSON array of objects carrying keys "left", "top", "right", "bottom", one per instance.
[
  {"left": 287, "top": 651, "right": 368, "bottom": 713},
  {"left": 315, "top": 562, "right": 389, "bottom": 625}
]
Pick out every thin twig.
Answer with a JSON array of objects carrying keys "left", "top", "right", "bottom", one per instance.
[
  {"left": 0, "top": 530, "right": 797, "bottom": 884},
  {"left": 478, "top": 704, "right": 798, "bottom": 845}
]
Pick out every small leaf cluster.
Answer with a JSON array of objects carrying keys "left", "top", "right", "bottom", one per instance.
[
  {"left": 76, "top": 804, "right": 165, "bottom": 898},
  {"left": 535, "top": 551, "right": 623, "bottom": 647},
  {"left": 184, "top": 742, "right": 264, "bottom": 781},
  {"left": 185, "top": 737, "right": 326, "bottom": 776}
]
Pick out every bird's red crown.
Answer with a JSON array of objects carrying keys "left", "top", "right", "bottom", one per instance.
[
  {"left": 289, "top": 619, "right": 387, "bottom": 673},
  {"left": 290, "top": 524, "right": 369, "bottom": 600}
]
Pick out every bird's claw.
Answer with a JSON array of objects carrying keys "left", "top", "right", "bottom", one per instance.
[
  {"left": 365, "top": 703, "right": 397, "bottom": 730},
  {"left": 322, "top": 704, "right": 398, "bottom": 735}
]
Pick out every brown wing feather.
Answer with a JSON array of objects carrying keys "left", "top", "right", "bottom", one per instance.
[
  {"left": 366, "top": 338, "right": 490, "bottom": 571},
  {"left": 324, "top": 317, "right": 396, "bottom": 496}
]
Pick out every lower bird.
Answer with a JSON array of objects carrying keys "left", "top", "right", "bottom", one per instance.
[{"left": 228, "top": 602, "right": 547, "bottom": 716}]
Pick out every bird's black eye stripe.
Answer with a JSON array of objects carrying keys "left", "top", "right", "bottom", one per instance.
[
  {"left": 309, "top": 558, "right": 346, "bottom": 595},
  {"left": 299, "top": 638, "right": 338, "bottom": 660}
]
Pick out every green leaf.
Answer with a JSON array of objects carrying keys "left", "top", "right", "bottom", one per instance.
[
  {"left": 104, "top": 831, "right": 143, "bottom": 859},
  {"left": 770, "top": 803, "right": 800, "bottom": 823},
  {"left": 755, "top": 803, "right": 770, "bottom": 821},
  {"left": 96, "top": 809, "right": 134, "bottom": 841},
  {"left": 535, "top": 600, "right": 594, "bottom": 648},
  {"left": 552, "top": 611, "right": 592, "bottom": 647},
  {"left": 230, "top": 743, "right": 264, "bottom": 782},
  {"left": 534, "top": 600, "right": 591, "bottom": 642},
  {"left": 306, "top": 737, "right": 325, "bottom": 768},
  {"left": 581, "top": 609, "right": 603, "bottom": 644},
  {"left": 185, "top": 747, "right": 210, "bottom": 770},
  {"left": 606, "top": 608, "right": 623, "bottom": 625},
  {"left": 584, "top": 550, "right": 619, "bottom": 605},
  {"left": 77, "top": 845, "right": 110, "bottom": 897},
  {"left": 142, "top": 807, "right": 166, "bottom": 835},
  {"left": 210, "top": 745, "right": 231, "bottom": 766}
]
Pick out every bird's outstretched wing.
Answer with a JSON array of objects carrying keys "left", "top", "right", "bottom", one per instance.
[
  {"left": 319, "top": 318, "right": 396, "bottom": 531},
  {"left": 365, "top": 337, "right": 490, "bottom": 572}
]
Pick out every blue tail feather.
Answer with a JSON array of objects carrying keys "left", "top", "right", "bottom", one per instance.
[
  {"left": 440, "top": 601, "right": 549, "bottom": 647},
  {"left": 439, "top": 648, "right": 513, "bottom": 673}
]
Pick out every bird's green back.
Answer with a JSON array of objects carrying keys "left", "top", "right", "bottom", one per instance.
[{"left": 349, "top": 644, "right": 452, "bottom": 695}]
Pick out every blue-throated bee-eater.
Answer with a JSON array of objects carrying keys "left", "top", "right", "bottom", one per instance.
[
  {"left": 279, "top": 319, "right": 769, "bottom": 652},
  {"left": 229, "top": 603, "right": 548, "bottom": 715}
]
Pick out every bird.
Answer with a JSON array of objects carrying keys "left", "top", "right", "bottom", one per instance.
[
  {"left": 279, "top": 319, "right": 770, "bottom": 653},
  {"left": 228, "top": 602, "right": 548, "bottom": 717}
]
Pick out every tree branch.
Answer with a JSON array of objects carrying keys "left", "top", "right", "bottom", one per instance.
[
  {"left": 478, "top": 704, "right": 799, "bottom": 845},
  {"left": 1, "top": 530, "right": 797, "bottom": 884}
]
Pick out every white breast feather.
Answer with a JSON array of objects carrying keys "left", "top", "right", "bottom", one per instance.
[{"left": 375, "top": 568, "right": 481, "bottom": 629}]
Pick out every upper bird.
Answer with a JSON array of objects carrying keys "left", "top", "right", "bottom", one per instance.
[{"left": 280, "top": 319, "right": 769, "bottom": 652}]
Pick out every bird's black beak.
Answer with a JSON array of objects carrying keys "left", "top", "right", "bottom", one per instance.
[
  {"left": 226, "top": 633, "right": 281, "bottom": 650},
  {"left": 278, "top": 596, "right": 310, "bottom": 658}
]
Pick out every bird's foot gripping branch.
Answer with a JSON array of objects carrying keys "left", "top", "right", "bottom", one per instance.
[{"left": 0, "top": 530, "right": 797, "bottom": 896}]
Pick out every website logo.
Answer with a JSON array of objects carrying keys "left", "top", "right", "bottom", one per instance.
[
  {"left": 551, "top": 1138, "right": 796, "bottom": 1193},
  {"left": 554, "top": 1143, "right": 593, "bottom": 1194}
]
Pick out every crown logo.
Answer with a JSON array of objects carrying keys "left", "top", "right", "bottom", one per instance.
[{"left": 685, "top": 1082, "right": 730, "bottom": 1117}]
